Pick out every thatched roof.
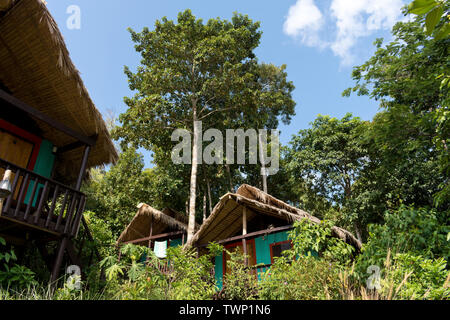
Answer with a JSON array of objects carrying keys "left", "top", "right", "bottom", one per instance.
[
  {"left": 117, "top": 204, "right": 198, "bottom": 246},
  {"left": 0, "top": 0, "right": 117, "bottom": 182},
  {"left": 186, "top": 184, "right": 362, "bottom": 251}
]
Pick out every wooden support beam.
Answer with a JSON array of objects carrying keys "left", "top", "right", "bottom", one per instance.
[
  {"left": 242, "top": 207, "right": 248, "bottom": 267},
  {"left": 66, "top": 239, "right": 82, "bottom": 268},
  {"left": 147, "top": 219, "right": 153, "bottom": 257},
  {"left": 57, "top": 135, "right": 98, "bottom": 154},
  {"left": 0, "top": 233, "right": 26, "bottom": 246},
  {"left": 196, "top": 224, "right": 294, "bottom": 248},
  {"left": 50, "top": 236, "right": 68, "bottom": 284},
  {"left": 0, "top": 89, "right": 96, "bottom": 146},
  {"left": 75, "top": 146, "right": 91, "bottom": 191},
  {"left": 122, "top": 230, "right": 186, "bottom": 245}
]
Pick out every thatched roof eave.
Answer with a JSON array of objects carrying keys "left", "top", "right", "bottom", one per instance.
[
  {"left": 0, "top": 0, "right": 117, "bottom": 183},
  {"left": 186, "top": 185, "right": 362, "bottom": 252},
  {"left": 117, "top": 204, "right": 194, "bottom": 245}
]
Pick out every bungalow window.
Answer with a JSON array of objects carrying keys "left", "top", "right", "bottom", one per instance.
[{"left": 270, "top": 240, "right": 292, "bottom": 264}]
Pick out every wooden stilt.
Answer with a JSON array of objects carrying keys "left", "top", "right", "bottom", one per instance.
[
  {"left": 50, "top": 236, "right": 68, "bottom": 284},
  {"left": 75, "top": 146, "right": 91, "bottom": 190}
]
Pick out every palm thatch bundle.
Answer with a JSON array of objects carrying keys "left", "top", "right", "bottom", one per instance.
[
  {"left": 117, "top": 204, "right": 198, "bottom": 246},
  {"left": 187, "top": 184, "right": 362, "bottom": 252},
  {"left": 162, "top": 207, "right": 190, "bottom": 226},
  {"left": 0, "top": 0, "right": 15, "bottom": 12},
  {"left": 0, "top": 0, "right": 117, "bottom": 183}
]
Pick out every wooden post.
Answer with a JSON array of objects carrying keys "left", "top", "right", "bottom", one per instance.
[
  {"left": 146, "top": 218, "right": 153, "bottom": 263},
  {"left": 242, "top": 206, "right": 248, "bottom": 267},
  {"left": 148, "top": 219, "right": 153, "bottom": 248},
  {"left": 75, "top": 146, "right": 91, "bottom": 191},
  {"left": 0, "top": 169, "right": 12, "bottom": 216},
  {"left": 50, "top": 236, "right": 68, "bottom": 284},
  {"left": 50, "top": 145, "right": 92, "bottom": 285}
]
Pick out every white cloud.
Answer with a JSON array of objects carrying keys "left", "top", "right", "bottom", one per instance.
[
  {"left": 283, "top": 0, "right": 325, "bottom": 47},
  {"left": 283, "top": 0, "right": 405, "bottom": 65}
]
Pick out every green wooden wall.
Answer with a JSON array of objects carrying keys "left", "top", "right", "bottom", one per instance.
[
  {"left": 24, "top": 139, "right": 55, "bottom": 206},
  {"left": 214, "top": 230, "right": 290, "bottom": 289}
]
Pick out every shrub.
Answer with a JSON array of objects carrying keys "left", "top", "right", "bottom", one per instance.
[
  {"left": 0, "top": 237, "right": 37, "bottom": 289},
  {"left": 165, "top": 244, "right": 219, "bottom": 300},
  {"left": 380, "top": 252, "right": 450, "bottom": 300},
  {"left": 259, "top": 255, "right": 342, "bottom": 300},
  {"left": 98, "top": 242, "right": 221, "bottom": 300},
  {"left": 218, "top": 248, "right": 259, "bottom": 300},
  {"left": 355, "top": 206, "right": 450, "bottom": 280},
  {"left": 288, "top": 219, "right": 355, "bottom": 266}
]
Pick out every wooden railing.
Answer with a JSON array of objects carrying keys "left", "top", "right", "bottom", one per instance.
[{"left": 0, "top": 158, "right": 86, "bottom": 237}]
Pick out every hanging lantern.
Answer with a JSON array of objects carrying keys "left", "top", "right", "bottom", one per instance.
[{"left": 0, "top": 169, "right": 13, "bottom": 198}]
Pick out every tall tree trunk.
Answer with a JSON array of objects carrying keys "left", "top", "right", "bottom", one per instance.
[
  {"left": 203, "top": 193, "right": 207, "bottom": 222},
  {"left": 354, "top": 221, "right": 363, "bottom": 243},
  {"left": 226, "top": 164, "right": 233, "bottom": 192},
  {"left": 206, "top": 176, "right": 212, "bottom": 214},
  {"left": 187, "top": 109, "right": 200, "bottom": 243},
  {"left": 258, "top": 132, "right": 268, "bottom": 193}
]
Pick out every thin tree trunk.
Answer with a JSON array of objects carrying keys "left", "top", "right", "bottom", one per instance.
[
  {"left": 187, "top": 108, "right": 200, "bottom": 243},
  {"left": 226, "top": 164, "right": 233, "bottom": 192},
  {"left": 206, "top": 176, "right": 212, "bottom": 214},
  {"left": 355, "top": 221, "right": 363, "bottom": 243},
  {"left": 203, "top": 193, "right": 207, "bottom": 222},
  {"left": 258, "top": 132, "right": 268, "bottom": 193}
]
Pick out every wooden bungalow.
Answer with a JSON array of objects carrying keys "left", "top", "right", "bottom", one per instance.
[
  {"left": 0, "top": 0, "right": 117, "bottom": 282},
  {"left": 117, "top": 204, "right": 199, "bottom": 256},
  {"left": 186, "top": 184, "right": 362, "bottom": 288}
]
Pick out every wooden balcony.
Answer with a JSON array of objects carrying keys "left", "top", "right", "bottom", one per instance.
[{"left": 0, "top": 157, "right": 86, "bottom": 237}]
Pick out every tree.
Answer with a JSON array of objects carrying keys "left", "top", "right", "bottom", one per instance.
[
  {"left": 285, "top": 113, "right": 370, "bottom": 240},
  {"left": 83, "top": 147, "right": 186, "bottom": 237},
  {"left": 114, "top": 10, "right": 295, "bottom": 241},
  {"left": 343, "top": 14, "right": 449, "bottom": 210},
  {"left": 407, "top": 0, "right": 449, "bottom": 40}
]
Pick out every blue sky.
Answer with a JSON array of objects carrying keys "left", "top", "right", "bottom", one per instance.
[{"left": 46, "top": 0, "right": 408, "bottom": 168}]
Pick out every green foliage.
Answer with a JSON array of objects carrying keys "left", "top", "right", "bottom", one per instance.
[
  {"left": 381, "top": 252, "right": 450, "bottom": 299},
  {"left": 408, "top": 0, "right": 449, "bottom": 39},
  {"left": 342, "top": 14, "right": 449, "bottom": 229},
  {"left": 288, "top": 220, "right": 355, "bottom": 267},
  {"left": 98, "top": 242, "right": 220, "bottom": 300},
  {"left": 259, "top": 256, "right": 342, "bottom": 300},
  {"left": 286, "top": 114, "right": 369, "bottom": 206},
  {"left": 165, "top": 244, "right": 219, "bottom": 300},
  {"left": 83, "top": 147, "right": 184, "bottom": 238},
  {"left": 0, "top": 237, "right": 37, "bottom": 289},
  {"left": 219, "top": 248, "right": 258, "bottom": 300},
  {"left": 113, "top": 9, "right": 296, "bottom": 237},
  {"left": 285, "top": 114, "right": 370, "bottom": 237},
  {"left": 355, "top": 206, "right": 450, "bottom": 280},
  {"left": 99, "top": 243, "right": 169, "bottom": 300}
]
